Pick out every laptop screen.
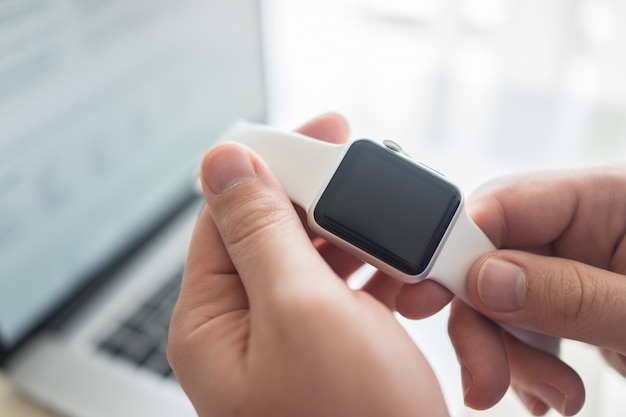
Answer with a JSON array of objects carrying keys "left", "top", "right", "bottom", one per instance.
[{"left": 0, "top": 0, "right": 265, "bottom": 349}]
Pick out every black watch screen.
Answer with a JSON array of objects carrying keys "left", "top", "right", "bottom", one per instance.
[{"left": 314, "top": 140, "right": 461, "bottom": 275}]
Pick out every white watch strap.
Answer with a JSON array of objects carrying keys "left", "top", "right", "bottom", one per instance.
[
  {"left": 215, "top": 121, "right": 345, "bottom": 210},
  {"left": 431, "top": 210, "right": 560, "bottom": 354},
  {"left": 429, "top": 209, "right": 495, "bottom": 300},
  {"left": 205, "top": 121, "right": 560, "bottom": 354}
]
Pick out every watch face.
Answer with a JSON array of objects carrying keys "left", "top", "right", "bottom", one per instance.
[{"left": 314, "top": 140, "right": 461, "bottom": 276}]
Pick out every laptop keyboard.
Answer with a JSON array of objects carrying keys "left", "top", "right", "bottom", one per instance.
[{"left": 98, "top": 269, "right": 182, "bottom": 378}]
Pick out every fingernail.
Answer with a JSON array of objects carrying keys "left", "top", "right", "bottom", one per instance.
[
  {"left": 203, "top": 145, "right": 256, "bottom": 195},
  {"left": 533, "top": 384, "right": 567, "bottom": 415},
  {"left": 477, "top": 257, "right": 527, "bottom": 312}
]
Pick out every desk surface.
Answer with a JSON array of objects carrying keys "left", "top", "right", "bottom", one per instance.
[{"left": 0, "top": 374, "right": 56, "bottom": 417}]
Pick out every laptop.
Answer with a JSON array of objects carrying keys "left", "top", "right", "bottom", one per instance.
[{"left": 0, "top": 1, "right": 266, "bottom": 416}]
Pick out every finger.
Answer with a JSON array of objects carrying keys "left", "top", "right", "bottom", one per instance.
[
  {"left": 173, "top": 205, "right": 248, "bottom": 332},
  {"left": 448, "top": 301, "right": 586, "bottom": 415},
  {"left": 467, "top": 170, "right": 578, "bottom": 249},
  {"left": 200, "top": 142, "right": 340, "bottom": 306},
  {"left": 467, "top": 251, "right": 626, "bottom": 354},
  {"left": 295, "top": 112, "right": 350, "bottom": 144},
  {"left": 448, "top": 300, "right": 510, "bottom": 410},
  {"left": 314, "top": 239, "right": 364, "bottom": 279},
  {"left": 361, "top": 271, "right": 404, "bottom": 310},
  {"left": 395, "top": 280, "right": 454, "bottom": 320},
  {"left": 512, "top": 387, "right": 550, "bottom": 417},
  {"left": 468, "top": 167, "right": 626, "bottom": 266},
  {"left": 599, "top": 349, "right": 626, "bottom": 378},
  {"left": 503, "top": 333, "right": 585, "bottom": 416},
  {"left": 168, "top": 205, "right": 250, "bottom": 384}
]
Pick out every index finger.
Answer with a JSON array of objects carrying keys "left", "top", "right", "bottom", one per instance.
[
  {"left": 467, "top": 167, "right": 626, "bottom": 264},
  {"left": 467, "top": 170, "right": 576, "bottom": 249}
]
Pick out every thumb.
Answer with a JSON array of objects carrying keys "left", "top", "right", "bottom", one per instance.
[
  {"left": 200, "top": 142, "right": 337, "bottom": 303},
  {"left": 468, "top": 250, "right": 626, "bottom": 354}
]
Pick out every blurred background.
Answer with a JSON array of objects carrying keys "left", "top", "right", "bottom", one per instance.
[
  {"left": 261, "top": 0, "right": 626, "bottom": 416},
  {"left": 265, "top": 0, "right": 626, "bottom": 191},
  {"left": 2, "top": 0, "right": 626, "bottom": 416}
]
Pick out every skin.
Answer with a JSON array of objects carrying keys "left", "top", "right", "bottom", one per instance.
[
  {"left": 167, "top": 114, "right": 449, "bottom": 417},
  {"left": 395, "top": 166, "right": 626, "bottom": 415},
  {"left": 169, "top": 112, "right": 626, "bottom": 416}
]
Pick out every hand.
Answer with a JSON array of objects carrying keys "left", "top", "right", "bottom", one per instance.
[
  {"left": 167, "top": 114, "right": 449, "bottom": 417},
  {"left": 466, "top": 167, "right": 626, "bottom": 411},
  {"left": 398, "top": 167, "right": 626, "bottom": 415}
]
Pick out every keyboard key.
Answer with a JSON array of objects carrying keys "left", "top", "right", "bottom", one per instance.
[{"left": 97, "top": 268, "right": 182, "bottom": 376}]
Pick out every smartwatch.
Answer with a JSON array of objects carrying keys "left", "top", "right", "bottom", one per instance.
[{"left": 202, "top": 121, "right": 559, "bottom": 354}]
